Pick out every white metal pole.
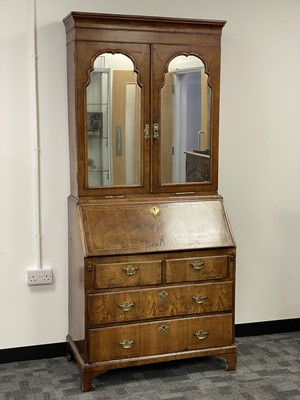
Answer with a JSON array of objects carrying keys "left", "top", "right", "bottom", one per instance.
[{"left": 29, "top": 0, "right": 43, "bottom": 269}]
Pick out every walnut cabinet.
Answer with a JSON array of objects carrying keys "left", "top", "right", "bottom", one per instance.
[{"left": 63, "top": 12, "right": 237, "bottom": 392}]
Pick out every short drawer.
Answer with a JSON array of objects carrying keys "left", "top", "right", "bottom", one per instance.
[
  {"left": 165, "top": 255, "right": 228, "bottom": 283},
  {"left": 88, "top": 314, "right": 233, "bottom": 362},
  {"left": 88, "top": 282, "right": 233, "bottom": 325},
  {"left": 94, "top": 260, "right": 162, "bottom": 289}
]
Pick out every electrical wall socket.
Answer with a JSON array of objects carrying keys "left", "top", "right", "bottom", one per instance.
[{"left": 26, "top": 268, "right": 53, "bottom": 285}]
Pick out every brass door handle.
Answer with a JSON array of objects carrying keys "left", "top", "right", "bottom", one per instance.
[
  {"left": 192, "top": 295, "right": 207, "bottom": 304},
  {"left": 194, "top": 330, "right": 209, "bottom": 340},
  {"left": 119, "top": 339, "right": 135, "bottom": 349},
  {"left": 144, "top": 123, "right": 150, "bottom": 140},
  {"left": 118, "top": 301, "right": 135, "bottom": 312},
  {"left": 190, "top": 259, "right": 205, "bottom": 270},
  {"left": 153, "top": 123, "right": 159, "bottom": 139},
  {"left": 122, "top": 265, "right": 139, "bottom": 276}
]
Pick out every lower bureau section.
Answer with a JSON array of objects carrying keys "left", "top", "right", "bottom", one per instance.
[{"left": 88, "top": 314, "right": 233, "bottom": 363}]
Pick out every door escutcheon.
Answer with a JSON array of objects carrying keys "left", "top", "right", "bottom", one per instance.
[
  {"left": 153, "top": 123, "right": 159, "bottom": 139},
  {"left": 150, "top": 206, "right": 160, "bottom": 216},
  {"left": 158, "top": 290, "right": 169, "bottom": 301},
  {"left": 158, "top": 324, "right": 169, "bottom": 335},
  {"left": 144, "top": 124, "right": 150, "bottom": 140}
]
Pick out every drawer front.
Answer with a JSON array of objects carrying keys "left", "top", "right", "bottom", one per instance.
[
  {"left": 88, "top": 314, "right": 233, "bottom": 362},
  {"left": 165, "top": 255, "right": 228, "bottom": 283},
  {"left": 94, "top": 260, "right": 162, "bottom": 289},
  {"left": 88, "top": 282, "right": 232, "bottom": 325}
]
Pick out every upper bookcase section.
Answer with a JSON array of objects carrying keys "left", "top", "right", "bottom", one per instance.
[{"left": 63, "top": 12, "right": 226, "bottom": 198}]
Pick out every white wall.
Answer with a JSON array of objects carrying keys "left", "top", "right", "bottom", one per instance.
[{"left": 1, "top": 0, "right": 300, "bottom": 349}]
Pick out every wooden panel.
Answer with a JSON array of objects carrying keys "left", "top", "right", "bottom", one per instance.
[
  {"left": 88, "top": 282, "right": 232, "bottom": 325},
  {"left": 160, "top": 73, "right": 173, "bottom": 183},
  {"left": 88, "top": 314, "right": 233, "bottom": 362},
  {"left": 64, "top": 13, "right": 226, "bottom": 46},
  {"left": 68, "top": 196, "right": 86, "bottom": 359},
  {"left": 94, "top": 260, "right": 162, "bottom": 289},
  {"left": 166, "top": 255, "right": 228, "bottom": 283},
  {"left": 80, "top": 198, "right": 235, "bottom": 256}
]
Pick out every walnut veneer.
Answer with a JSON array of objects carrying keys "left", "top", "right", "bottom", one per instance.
[{"left": 63, "top": 12, "right": 237, "bottom": 392}]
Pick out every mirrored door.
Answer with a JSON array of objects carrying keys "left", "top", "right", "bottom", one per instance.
[
  {"left": 79, "top": 43, "right": 151, "bottom": 196},
  {"left": 160, "top": 55, "right": 211, "bottom": 184},
  {"left": 86, "top": 53, "right": 142, "bottom": 188},
  {"left": 151, "top": 44, "right": 219, "bottom": 194}
]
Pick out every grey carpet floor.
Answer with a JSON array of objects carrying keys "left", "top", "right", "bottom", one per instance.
[{"left": 0, "top": 331, "right": 300, "bottom": 400}]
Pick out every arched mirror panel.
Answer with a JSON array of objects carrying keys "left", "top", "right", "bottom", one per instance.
[
  {"left": 86, "top": 53, "right": 142, "bottom": 188},
  {"left": 160, "top": 55, "right": 211, "bottom": 185}
]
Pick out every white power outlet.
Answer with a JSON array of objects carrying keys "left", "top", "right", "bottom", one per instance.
[{"left": 26, "top": 268, "right": 53, "bottom": 285}]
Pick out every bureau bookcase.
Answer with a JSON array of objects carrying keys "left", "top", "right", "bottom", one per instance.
[{"left": 63, "top": 12, "right": 237, "bottom": 392}]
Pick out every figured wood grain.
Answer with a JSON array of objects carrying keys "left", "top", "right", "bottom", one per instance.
[
  {"left": 80, "top": 199, "right": 235, "bottom": 256},
  {"left": 64, "top": 11, "right": 225, "bottom": 197},
  {"left": 88, "top": 314, "right": 233, "bottom": 362},
  {"left": 64, "top": 12, "right": 236, "bottom": 392},
  {"left": 88, "top": 282, "right": 232, "bottom": 325},
  {"left": 165, "top": 255, "right": 228, "bottom": 283},
  {"left": 94, "top": 260, "right": 162, "bottom": 289}
]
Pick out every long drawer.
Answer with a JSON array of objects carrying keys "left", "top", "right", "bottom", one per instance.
[
  {"left": 88, "top": 282, "right": 232, "bottom": 325},
  {"left": 88, "top": 314, "right": 233, "bottom": 362}
]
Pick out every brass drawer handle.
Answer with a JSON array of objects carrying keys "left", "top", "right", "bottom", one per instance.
[
  {"left": 158, "top": 290, "right": 168, "bottom": 301},
  {"left": 194, "top": 330, "right": 209, "bottom": 340},
  {"left": 118, "top": 301, "right": 135, "bottom": 312},
  {"left": 192, "top": 295, "right": 207, "bottom": 304},
  {"left": 158, "top": 324, "right": 169, "bottom": 335},
  {"left": 122, "top": 265, "right": 139, "bottom": 276},
  {"left": 119, "top": 339, "right": 135, "bottom": 349},
  {"left": 190, "top": 259, "right": 205, "bottom": 270}
]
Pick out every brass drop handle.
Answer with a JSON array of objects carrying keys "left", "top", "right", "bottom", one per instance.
[
  {"left": 190, "top": 259, "right": 205, "bottom": 270},
  {"left": 194, "top": 330, "right": 209, "bottom": 340},
  {"left": 122, "top": 265, "right": 139, "bottom": 276},
  {"left": 118, "top": 301, "right": 135, "bottom": 312},
  {"left": 153, "top": 123, "right": 159, "bottom": 139},
  {"left": 158, "top": 290, "right": 169, "bottom": 301},
  {"left": 158, "top": 325, "right": 169, "bottom": 335},
  {"left": 192, "top": 295, "right": 207, "bottom": 304},
  {"left": 119, "top": 339, "right": 135, "bottom": 349}
]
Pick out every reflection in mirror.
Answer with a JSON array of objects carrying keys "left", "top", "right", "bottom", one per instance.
[
  {"left": 160, "top": 55, "right": 211, "bottom": 184},
  {"left": 87, "top": 53, "right": 141, "bottom": 187}
]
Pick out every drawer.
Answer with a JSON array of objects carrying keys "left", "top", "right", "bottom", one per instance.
[
  {"left": 165, "top": 255, "right": 228, "bottom": 283},
  {"left": 94, "top": 260, "right": 162, "bottom": 289},
  {"left": 88, "top": 282, "right": 232, "bottom": 325},
  {"left": 88, "top": 314, "right": 233, "bottom": 362}
]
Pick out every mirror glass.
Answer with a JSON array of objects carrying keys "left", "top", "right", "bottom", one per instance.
[
  {"left": 87, "top": 53, "right": 141, "bottom": 187},
  {"left": 160, "top": 55, "right": 211, "bottom": 184}
]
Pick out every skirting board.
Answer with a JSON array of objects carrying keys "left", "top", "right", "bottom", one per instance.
[{"left": 1, "top": 318, "right": 300, "bottom": 364}]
